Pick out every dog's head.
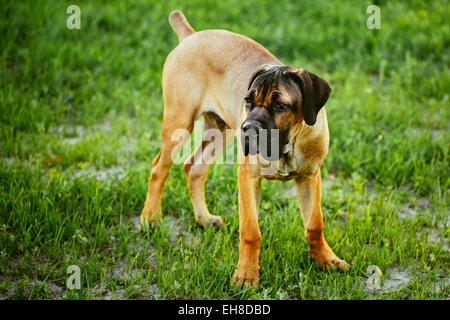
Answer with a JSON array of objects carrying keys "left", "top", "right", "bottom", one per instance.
[{"left": 241, "top": 64, "right": 331, "bottom": 160}]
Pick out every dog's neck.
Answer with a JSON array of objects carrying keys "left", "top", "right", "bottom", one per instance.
[
  {"left": 277, "top": 110, "right": 326, "bottom": 175},
  {"left": 282, "top": 124, "right": 302, "bottom": 155},
  {"left": 291, "top": 110, "right": 326, "bottom": 150}
]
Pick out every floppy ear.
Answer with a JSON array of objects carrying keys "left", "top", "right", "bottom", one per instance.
[{"left": 294, "top": 68, "right": 332, "bottom": 126}]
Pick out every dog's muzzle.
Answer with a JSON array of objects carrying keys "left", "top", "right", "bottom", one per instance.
[
  {"left": 241, "top": 120, "right": 281, "bottom": 161},
  {"left": 241, "top": 120, "right": 262, "bottom": 157}
]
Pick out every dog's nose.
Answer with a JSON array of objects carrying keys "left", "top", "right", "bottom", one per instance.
[{"left": 241, "top": 120, "right": 262, "bottom": 134}]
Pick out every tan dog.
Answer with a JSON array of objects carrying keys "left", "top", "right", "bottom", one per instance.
[{"left": 140, "top": 10, "right": 349, "bottom": 286}]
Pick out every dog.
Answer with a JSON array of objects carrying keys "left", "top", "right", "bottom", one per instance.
[{"left": 140, "top": 10, "right": 349, "bottom": 286}]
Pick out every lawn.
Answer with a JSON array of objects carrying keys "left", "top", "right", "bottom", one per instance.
[{"left": 0, "top": 0, "right": 448, "bottom": 299}]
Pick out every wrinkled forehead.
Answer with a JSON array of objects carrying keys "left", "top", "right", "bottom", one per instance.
[{"left": 247, "top": 66, "right": 300, "bottom": 103}]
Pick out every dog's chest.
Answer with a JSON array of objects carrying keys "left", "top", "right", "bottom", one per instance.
[{"left": 257, "top": 145, "right": 320, "bottom": 180}]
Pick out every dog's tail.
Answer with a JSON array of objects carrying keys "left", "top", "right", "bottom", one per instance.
[{"left": 169, "top": 10, "right": 195, "bottom": 42}]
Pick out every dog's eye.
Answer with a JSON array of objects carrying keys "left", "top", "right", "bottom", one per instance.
[{"left": 275, "top": 102, "right": 288, "bottom": 112}]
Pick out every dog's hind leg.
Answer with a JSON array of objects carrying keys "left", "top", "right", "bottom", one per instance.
[
  {"left": 140, "top": 100, "right": 197, "bottom": 230},
  {"left": 183, "top": 112, "right": 233, "bottom": 227}
]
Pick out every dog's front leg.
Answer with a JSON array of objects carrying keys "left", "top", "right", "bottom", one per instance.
[
  {"left": 295, "top": 168, "right": 349, "bottom": 271},
  {"left": 232, "top": 164, "right": 261, "bottom": 287}
]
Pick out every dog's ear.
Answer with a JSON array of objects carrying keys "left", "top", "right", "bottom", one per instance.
[{"left": 293, "top": 68, "right": 332, "bottom": 126}]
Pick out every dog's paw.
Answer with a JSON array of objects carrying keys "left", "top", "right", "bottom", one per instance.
[
  {"left": 231, "top": 267, "right": 259, "bottom": 288},
  {"left": 139, "top": 214, "right": 156, "bottom": 231},
  {"left": 317, "top": 257, "right": 350, "bottom": 271},
  {"left": 196, "top": 214, "right": 224, "bottom": 228},
  {"left": 308, "top": 240, "right": 350, "bottom": 271},
  {"left": 311, "top": 250, "right": 350, "bottom": 271}
]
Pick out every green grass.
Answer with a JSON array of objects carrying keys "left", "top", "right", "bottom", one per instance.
[{"left": 0, "top": 0, "right": 449, "bottom": 299}]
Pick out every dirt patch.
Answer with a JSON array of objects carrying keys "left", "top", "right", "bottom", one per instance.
[
  {"left": 381, "top": 268, "right": 412, "bottom": 292},
  {"left": 417, "top": 228, "right": 449, "bottom": 252},
  {"left": 364, "top": 265, "right": 450, "bottom": 297},
  {"left": 144, "top": 283, "right": 160, "bottom": 299},
  {"left": 397, "top": 195, "right": 430, "bottom": 220},
  {"left": 165, "top": 215, "right": 182, "bottom": 244},
  {"left": 98, "top": 284, "right": 160, "bottom": 300},
  {"left": 101, "top": 261, "right": 161, "bottom": 300},
  {"left": 106, "top": 260, "right": 144, "bottom": 283},
  {"left": 0, "top": 277, "right": 65, "bottom": 299},
  {"left": 1, "top": 158, "right": 23, "bottom": 165},
  {"left": 398, "top": 207, "right": 420, "bottom": 219},
  {"left": 57, "top": 125, "right": 85, "bottom": 145},
  {"left": 409, "top": 127, "right": 446, "bottom": 140},
  {"left": 416, "top": 197, "right": 430, "bottom": 209},
  {"left": 55, "top": 119, "right": 112, "bottom": 146},
  {"left": 73, "top": 165, "right": 126, "bottom": 181},
  {"left": 102, "top": 288, "right": 127, "bottom": 300},
  {"left": 282, "top": 186, "right": 297, "bottom": 198},
  {"left": 130, "top": 216, "right": 141, "bottom": 231}
]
